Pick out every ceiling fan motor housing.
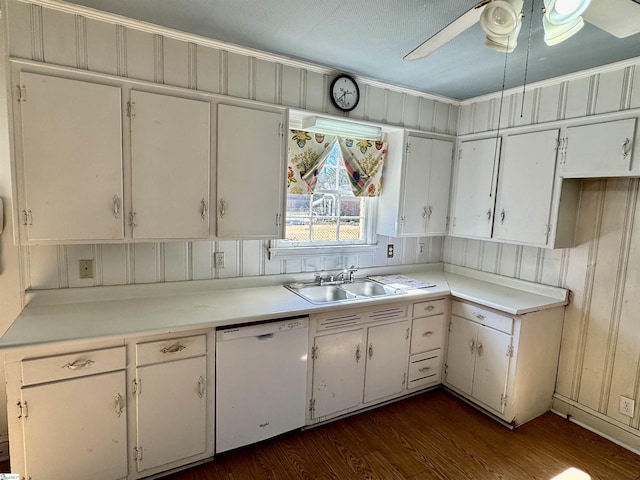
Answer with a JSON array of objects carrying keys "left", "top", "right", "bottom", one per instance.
[{"left": 480, "top": 0, "right": 524, "bottom": 52}]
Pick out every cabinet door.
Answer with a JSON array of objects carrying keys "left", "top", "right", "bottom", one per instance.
[
  {"left": 217, "top": 104, "right": 285, "bottom": 238},
  {"left": 363, "top": 321, "right": 410, "bottom": 403},
  {"left": 19, "top": 72, "right": 123, "bottom": 242},
  {"left": 472, "top": 326, "right": 512, "bottom": 414},
  {"left": 450, "top": 138, "right": 499, "bottom": 239},
  {"left": 135, "top": 356, "right": 207, "bottom": 472},
  {"left": 426, "top": 139, "right": 454, "bottom": 234},
  {"left": 562, "top": 118, "right": 637, "bottom": 177},
  {"left": 312, "top": 329, "right": 365, "bottom": 419},
  {"left": 445, "top": 314, "right": 478, "bottom": 396},
  {"left": 21, "top": 371, "right": 127, "bottom": 480},
  {"left": 130, "top": 90, "right": 210, "bottom": 239},
  {"left": 400, "top": 136, "right": 431, "bottom": 235},
  {"left": 493, "top": 129, "right": 559, "bottom": 245}
]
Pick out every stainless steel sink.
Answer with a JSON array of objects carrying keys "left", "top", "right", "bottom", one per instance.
[{"left": 285, "top": 279, "right": 405, "bottom": 304}]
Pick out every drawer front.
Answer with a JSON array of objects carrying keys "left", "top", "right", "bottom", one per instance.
[
  {"left": 22, "top": 346, "right": 126, "bottom": 386},
  {"left": 451, "top": 301, "right": 513, "bottom": 334},
  {"left": 408, "top": 350, "right": 441, "bottom": 388},
  {"left": 412, "top": 299, "right": 446, "bottom": 319},
  {"left": 410, "top": 314, "right": 445, "bottom": 354},
  {"left": 136, "top": 334, "right": 206, "bottom": 366},
  {"left": 314, "top": 302, "right": 409, "bottom": 331}
]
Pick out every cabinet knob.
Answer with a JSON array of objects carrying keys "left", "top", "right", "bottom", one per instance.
[
  {"left": 201, "top": 198, "right": 208, "bottom": 220},
  {"left": 477, "top": 342, "right": 484, "bottom": 357},
  {"left": 355, "top": 344, "right": 361, "bottom": 363},
  {"left": 368, "top": 343, "right": 374, "bottom": 359},
  {"left": 422, "top": 331, "right": 434, "bottom": 337},
  {"left": 113, "top": 195, "right": 121, "bottom": 219},
  {"left": 418, "top": 366, "right": 432, "bottom": 373},
  {"left": 219, "top": 199, "right": 226, "bottom": 218},
  {"left": 469, "top": 339, "right": 476, "bottom": 353},
  {"left": 500, "top": 209, "right": 505, "bottom": 224}
]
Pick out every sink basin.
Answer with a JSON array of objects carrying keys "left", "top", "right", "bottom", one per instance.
[{"left": 285, "top": 279, "right": 405, "bottom": 304}]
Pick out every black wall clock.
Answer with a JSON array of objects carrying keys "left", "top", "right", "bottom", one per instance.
[{"left": 330, "top": 74, "right": 360, "bottom": 112}]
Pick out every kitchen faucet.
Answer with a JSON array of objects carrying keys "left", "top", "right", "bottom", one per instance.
[{"left": 315, "top": 265, "right": 358, "bottom": 285}]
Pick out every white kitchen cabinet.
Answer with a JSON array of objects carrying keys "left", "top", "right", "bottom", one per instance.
[
  {"left": 407, "top": 298, "right": 448, "bottom": 390},
  {"left": 8, "top": 346, "right": 128, "bottom": 480},
  {"left": 377, "top": 132, "right": 454, "bottom": 237},
  {"left": 216, "top": 103, "right": 286, "bottom": 238},
  {"left": 16, "top": 71, "right": 124, "bottom": 243},
  {"left": 450, "top": 137, "right": 498, "bottom": 239},
  {"left": 444, "top": 300, "right": 564, "bottom": 426},
  {"left": 129, "top": 90, "right": 210, "bottom": 240},
  {"left": 133, "top": 334, "right": 210, "bottom": 476},
  {"left": 560, "top": 118, "right": 638, "bottom": 178},
  {"left": 309, "top": 302, "right": 410, "bottom": 422}
]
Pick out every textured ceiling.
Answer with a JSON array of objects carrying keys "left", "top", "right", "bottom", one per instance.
[{"left": 62, "top": 0, "right": 640, "bottom": 100}]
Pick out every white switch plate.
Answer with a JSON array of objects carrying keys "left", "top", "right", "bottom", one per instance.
[{"left": 619, "top": 395, "right": 635, "bottom": 417}]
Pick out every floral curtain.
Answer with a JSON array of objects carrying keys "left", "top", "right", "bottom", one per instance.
[
  {"left": 337, "top": 137, "right": 388, "bottom": 197},
  {"left": 287, "top": 130, "right": 336, "bottom": 194}
]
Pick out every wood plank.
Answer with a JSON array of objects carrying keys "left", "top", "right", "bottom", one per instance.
[{"left": 163, "top": 390, "right": 640, "bottom": 480}]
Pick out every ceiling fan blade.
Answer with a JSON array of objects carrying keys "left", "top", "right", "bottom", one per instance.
[
  {"left": 404, "top": 0, "right": 491, "bottom": 61},
  {"left": 583, "top": 0, "right": 640, "bottom": 38}
]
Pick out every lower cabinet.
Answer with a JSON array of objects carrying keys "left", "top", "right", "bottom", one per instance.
[
  {"left": 309, "top": 302, "right": 411, "bottom": 422},
  {"left": 407, "top": 298, "right": 448, "bottom": 389},
  {"left": 444, "top": 300, "right": 564, "bottom": 425}
]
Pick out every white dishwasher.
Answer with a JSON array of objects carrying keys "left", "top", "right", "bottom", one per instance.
[{"left": 215, "top": 316, "right": 309, "bottom": 453}]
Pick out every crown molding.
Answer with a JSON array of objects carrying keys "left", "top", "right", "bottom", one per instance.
[{"left": 17, "top": 0, "right": 459, "bottom": 105}]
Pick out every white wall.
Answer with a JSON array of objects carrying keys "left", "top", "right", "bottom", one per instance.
[
  {"left": 5, "top": 0, "right": 457, "bottom": 291},
  {"left": 450, "top": 61, "right": 640, "bottom": 450}
]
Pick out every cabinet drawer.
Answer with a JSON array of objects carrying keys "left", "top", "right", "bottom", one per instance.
[
  {"left": 136, "top": 334, "right": 206, "bottom": 365},
  {"left": 451, "top": 301, "right": 513, "bottom": 334},
  {"left": 410, "top": 314, "right": 445, "bottom": 354},
  {"left": 22, "top": 346, "right": 126, "bottom": 386},
  {"left": 408, "top": 349, "right": 441, "bottom": 389},
  {"left": 412, "top": 299, "right": 446, "bottom": 318}
]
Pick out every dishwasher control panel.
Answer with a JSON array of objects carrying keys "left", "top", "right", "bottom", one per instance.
[{"left": 217, "top": 317, "right": 308, "bottom": 341}]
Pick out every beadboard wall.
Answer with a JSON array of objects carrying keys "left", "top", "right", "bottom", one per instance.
[
  {"left": 448, "top": 59, "right": 640, "bottom": 450},
  {"left": 4, "top": 0, "right": 454, "bottom": 291}
]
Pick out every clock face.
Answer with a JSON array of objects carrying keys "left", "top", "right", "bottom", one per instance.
[{"left": 330, "top": 75, "right": 360, "bottom": 112}]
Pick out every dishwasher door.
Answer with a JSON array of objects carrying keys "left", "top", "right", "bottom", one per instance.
[{"left": 215, "top": 317, "right": 309, "bottom": 453}]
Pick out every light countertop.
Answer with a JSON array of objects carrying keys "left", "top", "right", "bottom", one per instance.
[{"left": 0, "top": 264, "right": 568, "bottom": 351}]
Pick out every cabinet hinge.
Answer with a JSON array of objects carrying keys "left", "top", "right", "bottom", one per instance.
[
  {"left": 17, "top": 401, "right": 28, "bottom": 419},
  {"left": 507, "top": 345, "right": 514, "bottom": 357},
  {"left": 311, "top": 345, "right": 317, "bottom": 360},
  {"left": 279, "top": 122, "right": 284, "bottom": 136},
  {"left": 405, "top": 142, "right": 411, "bottom": 154},
  {"left": 132, "top": 379, "right": 141, "bottom": 395},
  {"left": 129, "top": 211, "right": 137, "bottom": 229},
  {"left": 458, "top": 149, "right": 462, "bottom": 160},
  {"left": 406, "top": 327, "right": 410, "bottom": 340},
  {"left": 127, "top": 101, "right": 136, "bottom": 118},
  {"left": 402, "top": 372, "right": 406, "bottom": 386},
  {"left": 545, "top": 224, "right": 551, "bottom": 240},
  {"left": 444, "top": 363, "right": 448, "bottom": 378},
  {"left": 309, "top": 398, "right": 315, "bottom": 416},
  {"left": 21, "top": 209, "right": 33, "bottom": 226},
  {"left": 448, "top": 321, "right": 452, "bottom": 333},
  {"left": 500, "top": 394, "right": 508, "bottom": 408},
  {"left": 134, "top": 446, "right": 143, "bottom": 462},
  {"left": 16, "top": 84, "right": 27, "bottom": 102}
]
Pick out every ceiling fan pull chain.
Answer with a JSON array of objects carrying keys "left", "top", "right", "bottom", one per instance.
[{"left": 520, "top": 0, "right": 536, "bottom": 118}]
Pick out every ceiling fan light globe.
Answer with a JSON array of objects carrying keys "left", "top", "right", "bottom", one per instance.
[
  {"left": 480, "top": 1, "right": 519, "bottom": 36},
  {"left": 544, "top": 0, "right": 591, "bottom": 25},
  {"left": 484, "top": 35, "right": 517, "bottom": 52},
  {"left": 543, "top": 14, "right": 584, "bottom": 45}
]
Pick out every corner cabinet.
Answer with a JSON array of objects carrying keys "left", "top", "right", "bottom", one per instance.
[
  {"left": 377, "top": 132, "right": 454, "bottom": 237},
  {"left": 15, "top": 72, "right": 125, "bottom": 243},
  {"left": 444, "top": 300, "right": 564, "bottom": 426},
  {"left": 450, "top": 130, "right": 579, "bottom": 248},
  {"left": 216, "top": 103, "right": 287, "bottom": 239}
]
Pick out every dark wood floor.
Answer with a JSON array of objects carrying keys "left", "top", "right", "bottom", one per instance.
[{"left": 166, "top": 388, "right": 640, "bottom": 480}]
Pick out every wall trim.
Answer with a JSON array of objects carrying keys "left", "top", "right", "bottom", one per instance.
[{"left": 17, "top": 0, "right": 459, "bottom": 105}]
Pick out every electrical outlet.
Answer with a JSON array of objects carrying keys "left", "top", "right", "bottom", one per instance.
[
  {"left": 387, "top": 244, "right": 394, "bottom": 258},
  {"left": 417, "top": 243, "right": 425, "bottom": 256},
  {"left": 79, "top": 259, "right": 94, "bottom": 279},
  {"left": 619, "top": 396, "right": 635, "bottom": 417},
  {"left": 214, "top": 252, "right": 225, "bottom": 269}
]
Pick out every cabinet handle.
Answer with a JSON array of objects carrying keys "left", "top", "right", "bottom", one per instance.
[
  {"left": 197, "top": 376, "right": 205, "bottom": 398},
  {"left": 114, "top": 393, "right": 124, "bottom": 417},
  {"left": 418, "top": 366, "right": 432, "bottom": 373},
  {"left": 500, "top": 209, "right": 505, "bottom": 224},
  {"left": 472, "top": 312, "right": 486, "bottom": 321},
  {"left": 219, "top": 199, "right": 226, "bottom": 218},
  {"left": 477, "top": 342, "right": 484, "bottom": 357},
  {"left": 426, "top": 305, "right": 435, "bottom": 311},
  {"left": 160, "top": 344, "right": 186, "bottom": 354},
  {"left": 469, "top": 339, "right": 476, "bottom": 353},
  {"left": 422, "top": 331, "right": 434, "bottom": 337},
  {"left": 368, "top": 343, "right": 374, "bottom": 359},
  {"left": 355, "top": 345, "right": 361, "bottom": 363},
  {"left": 113, "top": 195, "right": 121, "bottom": 219},
  {"left": 486, "top": 209, "right": 492, "bottom": 222},
  {"left": 427, "top": 206, "right": 433, "bottom": 219},
  {"left": 622, "top": 138, "right": 631, "bottom": 159},
  {"left": 62, "top": 359, "right": 95, "bottom": 370},
  {"left": 201, "top": 198, "right": 208, "bottom": 220}
]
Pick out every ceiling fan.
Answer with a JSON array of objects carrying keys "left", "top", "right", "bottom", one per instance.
[{"left": 404, "top": 0, "right": 640, "bottom": 61}]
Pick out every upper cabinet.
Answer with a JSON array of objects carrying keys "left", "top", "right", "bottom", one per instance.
[
  {"left": 129, "top": 90, "right": 210, "bottom": 240},
  {"left": 560, "top": 118, "right": 637, "bottom": 178},
  {"left": 377, "top": 132, "right": 454, "bottom": 237},
  {"left": 16, "top": 72, "right": 124, "bottom": 243},
  {"left": 450, "top": 130, "right": 579, "bottom": 248},
  {"left": 216, "top": 103, "right": 287, "bottom": 239}
]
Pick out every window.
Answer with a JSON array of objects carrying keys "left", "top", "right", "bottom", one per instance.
[{"left": 284, "top": 142, "right": 373, "bottom": 246}]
